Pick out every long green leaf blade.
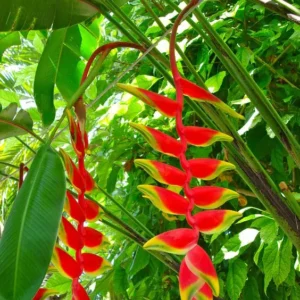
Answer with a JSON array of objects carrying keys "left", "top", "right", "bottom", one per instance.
[{"left": 0, "top": 145, "right": 66, "bottom": 299}]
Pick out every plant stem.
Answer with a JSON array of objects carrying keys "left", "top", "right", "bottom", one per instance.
[
  {"left": 15, "top": 137, "right": 36, "bottom": 154},
  {"left": 273, "top": 0, "right": 300, "bottom": 16},
  {"left": 95, "top": 183, "right": 155, "bottom": 237}
]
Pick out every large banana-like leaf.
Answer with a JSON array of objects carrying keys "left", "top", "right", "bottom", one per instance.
[
  {"left": 0, "top": 102, "right": 33, "bottom": 140},
  {"left": 0, "top": 145, "right": 66, "bottom": 299},
  {"left": 0, "top": 0, "right": 99, "bottom": 31},
  {"left": 34, "top": 23, "right": 98, "bottom": 126}
]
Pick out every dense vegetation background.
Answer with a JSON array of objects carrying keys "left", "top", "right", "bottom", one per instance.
[{"left": 0, "top": 0, "right": 300, "bottom": 299}]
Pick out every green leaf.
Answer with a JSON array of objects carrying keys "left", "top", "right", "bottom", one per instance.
[
  {"left": 0, "top": 145, "right": 66, "bottom": 299},
  {"left": 0, "top": 103, "right": 33, "bottom": 140},
  {"left": 34, "top": 27, "right": 85, "bottom": 126},
  {"left": 45, "top": 273, "right": 72, "bottom": 293},
  {"left": 226, "top": 259, "right": 247, "bottom": 300},
  {"left": 0, "top": 33, "right": 21, "bottom": 61},
  {"left": 290, "top": 284, "right": 300, "bottom": 300},
  {"left": 242, "top": 276, "right": 260, "bottom": 300},
  {"left": 263, "top": 240, "right": 278, "bottom": 293},
  {"left": 272, "top": 238, "right": 292, "bottom": 287},
  {"left": 258, "top": 219, "right": 278, "bottom": 244},
  {"left": 0, "top": 0, "right": 98, "bottom": 31},
  {"left": 129, "top": 246, "right": 150, "bottom": 277},
  {"left": 113, "top": 265, "right": 129, "bottom": 295},
  {"left": 205, "top": 71, "right": 227, "bottom": 93}
]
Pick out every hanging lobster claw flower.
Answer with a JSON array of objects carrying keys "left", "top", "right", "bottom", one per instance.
[
  {"left": 65, "top": 191, "right": 85, "bottom": 223},
  {"left": 82, "top": 253, "right": 112, "bottom": 276},
  {"left": 179, "top": 258, "right": 205, "bottom": 300},
  {"left": 192, "top": 284, "right": 213, "bottom": 300},
  {"left": 66, "top": 109, "right": 86, "bottom": 159},
  {"left": 135, "top": 159, "right": 187, "bottom": 186},
  {"left": 73, "top": 282, "right": 89, "bottom": 300},
  {"left": 179, "top": 78, "right": 244, "bottom": 120},
  {"left": 58, "top": 216, "right": 81, "bottom": 250},
  {"left": 191, "top": 186, "right": 239, "bottom": 209},
  {"left": 143, "top": 228, "right": 198, "bottom": 255},
  {"left": 84, "top": 198, "right": 101, "bottom": 222},
  {"left": 130, "top": 122, "right": 183, "bottom": 157},
  {"left": 33, "top": 288, "right": 58, "bottom": 300},
  {"left": 184, "top": 126, "right": 233, "bottom": 147},
  {"left": 188, "top": 158, "right": 235, "bottom": 181},
  {"left": 185, "top": 245, "right": 219, "bottom": 296},
  {"left": 138, "top": 185, "right": 188, "bottom": 215},
  {"left": 84, "top": 227, "right": 110, "bottom": 252},
  {"left": 193, "top": 210, "right": 242, "bottom": 234},
  {"left": 60, "top": 149, "right": 85, "bottom": 192},
  {"left": 52, "top": 246, "right": 81, "bottom": 279},
  {"left": 117, "top": 83, "right": 178, "bottom": 117}
]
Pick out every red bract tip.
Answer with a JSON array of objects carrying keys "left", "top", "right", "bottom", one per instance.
[
  {"left": 83, "top": 169, "right": 95, "bottom": 192},
  {"left": 143, "top": 228, "right": 199, "bottom": 255},
  {"left": 130, "top": 122, "right": 183, "bottom": 157},
  {"left": 82, "top": 253, "right": 112, "bottom": 276},
  {"left": 60, "top": 149, "right": 85, "bottom": 192},
  {"left": 52, "top": 246, "right": 81, "bottom": 279},
  {"left": 191, "top": 186, "right": 239, "bottom": 209},
  {"left": 33, "top": 288, "right": 58, "bottom": 300},
  {"left": 188, "top": 158, "right": 236, "bottom": 181},
  {"left": 185, "top": 245, "right": 219, "bottom": 296},
  {"left": 65, "top": 191, "right": 85, "bottom": 223},
  {"left": 117, "top": 83, "right": 178, "bottom": 117},
  {"left": 193, "top": 210, "right": 242, "bottom": 234},
  {"left": 192, "top": 283, "right": 213, "bottom": 300},
  {"left": 184, "top": 126, "right": 233, "bottom": 147},
  {"left": 84, "top": 227, "right": 110, "bottom": 252},
  {"left": 179, "top": 259, "right": 205, "bottom": 300},
  {"left": 135, "top": 159, "right": 187, "bottom": 186},
  {"left": 73, "top": 282, "right": 90, "bottom": 300},
  {"left": 137, "top": 185, "right": 188, "bottom": 215},
  {"left": 180, "top": 78, "right": 244, "bottom": 120},
  {"left": 84, "top": 199, "right": 101, "bottom": 222},
  {"left": 58, "top": 216, "right": 81, "bottom": 250}
]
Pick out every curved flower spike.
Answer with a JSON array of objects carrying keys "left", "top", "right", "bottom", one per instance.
[
  {"left": 143, "top": 228, "right": 198, "bottom": 255},
  {"left": 185, "top": 245, "right": 219, "bottom": 296},
  {"left": 138, "top": 184, "right": 188, "bottom": 215},
  {"left": 58, "top": 216, "right": 81, "bottom": 250},
  {"left": 65, "top": 191, "right": 85, "bottom": 223},
  {"left": 60, "top": 149, "right": 85, "bottom": 192},
  {"left": 73, "top": 282, "right": 90, "bottom": 300},
  {"left": 193, "top": 210, "right": 242, "bottom": 234},
  {"left": 188, "top": 159, "right": 236, "bottom": 181},
  {"left": 84, "top": 198, "right": 101, "bottom": 222},
  {"left": 82, "top": 253, "right": 112, "bottom": 276},
  {"left": 84, "top": 227, "right": 110, "bottom": 252},
  {"left": 180, "top": 78, "right": 244, "bottom": 120},
  {"left": 117, "top": 83, "right": 178, "bottom": 117},
  {"left": 33, "top": 288, "right": 58, "bottom": 300},
  {"left": 184, "top": 126, "right": 233, "bottom": 147},
  {"left": 191, "top": 186, "right": 239, "bottom": 209},
  {"left": 179, "top": 258, "right": 205, "bottom": 300},
  {"left": 52, "top": 246, "right": 81, "bottom": 279},
  {"left": 135, "top": 159, "right": 187, "bottom": 186},
  {"left": 192, "top": 284, "right": 213, "bottom": 300},
  {"left": 130, "top": 122, "right": 183, "bottom": 157}
]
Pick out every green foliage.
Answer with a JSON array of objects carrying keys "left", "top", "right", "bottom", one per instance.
[
  {"left": 0, "top": 145, "right": 66, "bottom": 299},
  {"left": 0, "top": 103, "right": 33, "bottom": 140}
]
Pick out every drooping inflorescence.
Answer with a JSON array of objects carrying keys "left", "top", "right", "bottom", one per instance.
[{"left": 118, "top": 1, "right": 243, "bottom": 299}]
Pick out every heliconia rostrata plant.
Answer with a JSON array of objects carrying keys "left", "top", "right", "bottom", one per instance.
[{"left": 33, "top": 1, "right": 243, "bottom": 299}]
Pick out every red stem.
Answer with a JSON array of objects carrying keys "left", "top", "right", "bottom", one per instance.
[{"left": 169, "top": 1, "right": 199, "bottom": 228}]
